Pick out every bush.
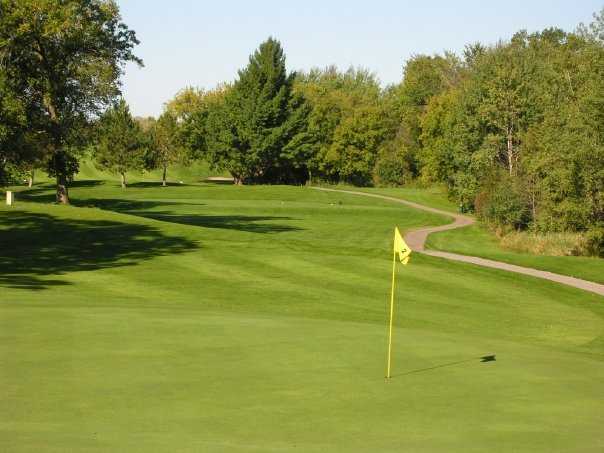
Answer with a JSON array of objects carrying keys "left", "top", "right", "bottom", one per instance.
[
  {"left": 585, "top": 226, "right": 604, "bottom": 257},
  {"left": 475, "top": 176, "right": 530, "bottom": 229},
  {"left": 372, "top": 143, "right": 413, "bottom": 186}
]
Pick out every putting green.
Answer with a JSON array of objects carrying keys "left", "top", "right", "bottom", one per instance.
[{"left": 1, "top": 182, "right": 603, "bottom": 452}]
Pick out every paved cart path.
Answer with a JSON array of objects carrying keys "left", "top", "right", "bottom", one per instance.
[{"left": 313, "top": 187, "right": 604, "bottom": 297}]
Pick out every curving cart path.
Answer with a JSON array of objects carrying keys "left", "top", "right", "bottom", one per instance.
[{"left": 313, "top": 187, "right": 604, "bottom": 297}]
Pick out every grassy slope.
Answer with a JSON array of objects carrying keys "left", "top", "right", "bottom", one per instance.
[
  {"left": 352, "top": 186, "right": 604, "bottom": 284},
  {"left": 29, "top": 158, "right": 217, "bottom": 186},
  {"left": 351, "top": 185, "right": 459, "bottom": 213},
  {"left": 1, "top": 182, "right": 603, "bottom": 452}
]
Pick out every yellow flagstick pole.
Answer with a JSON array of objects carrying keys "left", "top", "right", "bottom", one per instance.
[{"left": 386, "top": 248, "right": 397, "bottom": 379}]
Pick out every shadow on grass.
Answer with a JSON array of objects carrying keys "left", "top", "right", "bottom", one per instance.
[
  {"left": 72, "top": 198, "right": 301, "bottom": 234},
  {"left": 391, "top": 355, "right": 496, "bottom": 378},
  {"left": 71, "top": 198, "right": 204, "bottom": 211},
  {"left": 141, "top": 213, "right": 301, "bottom": 233},
  {"left": 203, "top": 179, "right": 234, "bottom": 185},
  {"left": 18, "top": 188, "right": 302, "bottom": 234},
  {"left": 0, "top": 210, "right": 198, "bottom": 291},
  {"left": 126, "top": 181, "right": 190, "bottom": 188},
  {"left": 70, "top": 180, "right": 105, "bottom": 188}
]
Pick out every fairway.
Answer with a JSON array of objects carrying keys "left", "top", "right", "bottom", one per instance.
[{"left": 1, "top": 182, "right": 603, "bottom": 452}]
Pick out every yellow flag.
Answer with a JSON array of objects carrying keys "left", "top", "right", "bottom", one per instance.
[{"left": 394, "top": 227, "right": 411, "bottom": 265}]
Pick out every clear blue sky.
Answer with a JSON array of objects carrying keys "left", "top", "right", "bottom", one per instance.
[{"left": 118, "top": 0, "right": 603, "bottom": 117}]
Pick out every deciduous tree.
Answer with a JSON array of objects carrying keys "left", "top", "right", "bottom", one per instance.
[{"left": 0, "top": 0, "right": 141, "bottom": 202}]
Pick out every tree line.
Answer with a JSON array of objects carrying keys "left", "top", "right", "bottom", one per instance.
[{"left": 1, "top": 1, "right": 603, "bottom": 254}]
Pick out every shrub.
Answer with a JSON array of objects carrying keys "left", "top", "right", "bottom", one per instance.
[
  {"left": 475, "top": 176, "right": 530, "bottom": 229},
  {"left": 372, "top": 142, "right": 414, "bottom": 187},
  {"left": 585, "top": 226, "right": 604, "bottom": 257}
]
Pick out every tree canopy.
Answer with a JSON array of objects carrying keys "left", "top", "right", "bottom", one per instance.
[
  {"left": 202, "top": 38, "right": 310, "bottom": 184},
  {"left": 94, "top": 99, "right": 146, "bottom": 188},
  {"left": 0, "top": 0, "right": 141, "bottom": 202}
]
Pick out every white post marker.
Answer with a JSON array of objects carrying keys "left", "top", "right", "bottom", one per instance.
[{"left": 6, "top": 191, "right": 13, "bottom": 206}]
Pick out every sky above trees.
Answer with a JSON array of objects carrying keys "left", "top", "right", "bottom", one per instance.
[{"left": 118, "top": 0, "right": 602, "bottom": 117}]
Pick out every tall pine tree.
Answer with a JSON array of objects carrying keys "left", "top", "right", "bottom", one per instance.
[{"left": 206, "top": 38, "right": 309, "bottom": 184}]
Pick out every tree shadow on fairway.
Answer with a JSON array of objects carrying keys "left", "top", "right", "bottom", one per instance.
[
  {"left": 70, "top": 180, "right": 106, "bottom": 188},
  {"left": 392, "top": 355, "right": 496, "bottom": 378},
  {"left": 126, "top": 181, "right": 191, "bottom": 188},
  {"left": 18, "top": 190, "right": 302, "bottom": 234},
  {"left": 139, "top": 213, "right": 301, "bottom": 233},
  {"left": 72, "top": 198, "right": 205, "bottom": 212},
  {"left": 0, "top": 210, "right": 198, "bottom": 291},
  {"left": 71, "top": 198, "right": 301, "bottom": 234},
  {"left": 12, "top": 181, "right": 105, "bottom": 204}
]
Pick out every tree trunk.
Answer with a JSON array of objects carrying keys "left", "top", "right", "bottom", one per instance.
[
  {"left": 121, "top": 172, "right": 126, "bottom": 189},
  {"left": 28, "top": 169, "right": 34, "bottom": 188},
  {"left": 44, "top": 97, "right": 69, "bottom": 203},
  {"left": 162, "top": 165, "right": 167, "bottom": 187},
  {"left": 528, "top": 177, "right": 537, "bottom": 223},
  {"left": 56, "top": 174, "right": 69, "bottom": 204},
  {"left": 507, "top": 127, "right": 514, "bottom": 176},
  {"left": 53, "top": 155, "right": 70, "bottom": 204}
]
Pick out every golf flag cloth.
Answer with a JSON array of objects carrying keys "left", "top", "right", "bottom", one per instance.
[
  {"left": 393, "top": 227, "right": 411, "bottom": 265},
  {"left": 386, "top": 227, "right": 412, "bottom": 379}
]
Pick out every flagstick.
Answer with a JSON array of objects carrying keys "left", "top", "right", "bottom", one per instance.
[{"left": 386, "top": 249, "right": 396, "bottom": 379}]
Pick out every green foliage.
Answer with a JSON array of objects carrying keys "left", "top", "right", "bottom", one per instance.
[
  {"left": 161, "top": 85, "right": 231, "bottom": 167},
  {"left": 93, "top": 99, "right": 146, "bottom": 187},
  {"left": 295, "top": 66, "right": 392, "bottom": 185},
  {"left": 0, "top": 0, "right": 140, "bottom": 201},
  {"left": 585, "top": 226, "right": 604, "bottom": 257},
  {"left": 386, "top": 54, "right": 462, "bottom": 174},
  {"left": 204, "top": 38, "right": 309, "bottom": 184},
  {"left": 324, "top": 104, "right": 391, "bottom": 185},
  {"left": 372, "top": 140, "right": 414, "bottom": 186},
  {"left": 475, "top": 175, "right": 530, "bottom": 230},
  {"left": 46, "top": 150, "right": 79, "bottom": 185},
  {"left": 146, "top": 112, "right": 183, "bottom": 185},
  {"left": 415, "top": 20, "right": 604, "bottom": 245},
  {"left": 0, "top": 71, "right": 30, "bottom": 184}
]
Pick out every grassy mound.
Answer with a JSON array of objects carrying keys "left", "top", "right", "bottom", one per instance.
[{"left": 1, "top": 182, "right": 603, "bottom": 452}]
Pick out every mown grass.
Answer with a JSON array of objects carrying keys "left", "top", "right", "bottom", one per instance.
[
  {"left": 25, "top": 158, "right": 219, "bottom": 187},
  {"left": 1, "top": 181, "right": 603, "bottom": 452},
  {"left": 323, "top": 184, "right": 459, "bottom": 213},
  {"left": 353, "top": 186, "right": 604, "bottom": 284},
  {"left": 427, "top": 224, "right": 604, "bottom": 285}
]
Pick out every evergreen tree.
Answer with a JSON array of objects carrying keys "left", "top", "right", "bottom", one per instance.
[
  {"left": 94, "top": 100, "right": 145, "bottom": 188},
  {"left": 205, "top": 38, "right": 309, "bottom": 184}
]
